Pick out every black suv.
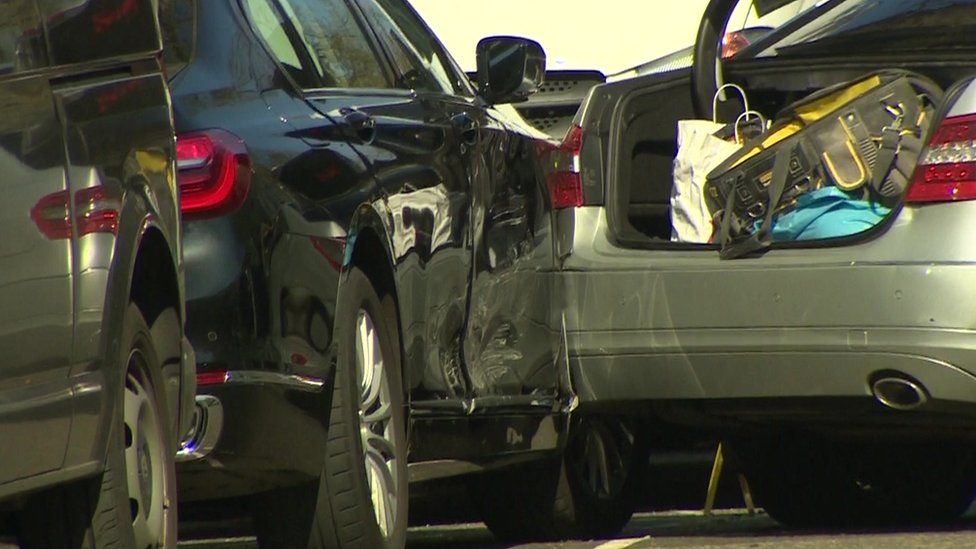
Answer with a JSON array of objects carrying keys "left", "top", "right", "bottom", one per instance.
[
  {"left": 0, "top": 1, "right": 192, "bottom": 547},
  {"left": 162, "top": 0, "right": 647, "bottom": 546}
]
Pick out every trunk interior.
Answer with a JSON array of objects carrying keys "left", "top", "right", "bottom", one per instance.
[{"left": 610, "top": 63, "right": 975, "bottom": 249}]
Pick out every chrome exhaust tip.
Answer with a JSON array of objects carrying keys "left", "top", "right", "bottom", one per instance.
[
  {"left": 177, "top": 395, "right": 223, "bottom": 462},
  {"left": 871, "top": 376, "right": 928, "bottom": 411}
]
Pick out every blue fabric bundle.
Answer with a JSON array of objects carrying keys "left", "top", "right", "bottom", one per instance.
[{"left": 769, "top": 187, "right": 891, "bottom": 241}]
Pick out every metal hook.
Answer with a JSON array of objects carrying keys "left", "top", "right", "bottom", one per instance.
[{"left": 713, "top": 83, "right": 751, "bottom": 124}]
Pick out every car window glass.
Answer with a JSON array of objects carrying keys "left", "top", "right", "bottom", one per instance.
[
  {"left": 159, "top": 0, "right": 196, "bottom": 77},
  {"left": 275, "top": 0, "right": 389, "bottom": 89},
  {"left": 0, "top": 2, "right": 46, "bottom": 76},
  {"left": 244, "top": 0, "right": 317, "bottom": 87},
  {"left": 748, "top": 0, "right": 976, "bottom": 58},
  {"left": 357, "top": 0, "right": 469, "bottom": 95}
]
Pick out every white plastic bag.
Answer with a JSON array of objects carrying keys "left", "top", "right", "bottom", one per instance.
[{"left": 671, "top": 120, "right": 741, "bottom": 243}]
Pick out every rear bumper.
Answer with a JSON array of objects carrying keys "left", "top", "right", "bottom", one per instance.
[
  {"left": 558, "top": 204, "right": 976, "bottom": 421},
  {"left": 569, "top": 327, "right": 976, "bottom": 437},
  {"left": 179, "top": 337, "right": 197, "bottom": 445},
  {"left": 562, "top": 257, "right": 976, "bottom": 408},
  {"left": 176, "top": 376, "right": 330, "bottom": 502},
  {"left": 570, "top": 327, "right": 976, "bottom": 405},
  {"left": 565, "top": 265, "right": 976, "bottom": 416},
  {"left": 180, "top": 215, "right": 341, "bottom": 501}
]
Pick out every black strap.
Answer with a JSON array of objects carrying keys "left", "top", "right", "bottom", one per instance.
[
  {"left": 720, "top": 145, "right": 793, "bottom": 260},
  {"left": 718, "top": 179, "right": 737, "bottom": 250},
  {"left": 872, "top": 127, "right": 902, "bottom": 191}
]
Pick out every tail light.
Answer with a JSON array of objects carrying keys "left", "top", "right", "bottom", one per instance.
[
  {"left": 31, "top": 186, "right": 120, "bottom": 240},
  {"left": 721, "top": 31, "right": 751, "bottom": 59},
  {"left": 177, "top": 129, "right": 252, "bottom": 219},
  {"left": 196, "top": 370, "right": 229, "bottom": 386},
  {"left": 905, "top": 114, "right": 976, "bottom": 203},
  {"left": 546, "top": 124, "right": 584, "bottom": 209}
]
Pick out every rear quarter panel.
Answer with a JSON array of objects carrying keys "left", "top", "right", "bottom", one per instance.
[{"left": 40, "top": 0, "right": 182, "bottom": 466}]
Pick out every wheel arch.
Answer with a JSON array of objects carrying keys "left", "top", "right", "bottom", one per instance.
[
  {"left": 343, "top": 205, "right": 408, "bottom": 400},
  {"left": 95, "top": 194, "right": 185, "bottom": 464},
  {"left": 130, "top": 225, "right": 187, "bottom": 445},
  {"left": 348, "top": 228, "right": 396, "bottom": 304},
  {"left": 129, "top": 225, "right": 182, "bottom": 330}
]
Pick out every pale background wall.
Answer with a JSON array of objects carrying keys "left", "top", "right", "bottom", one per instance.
[
  {"left": 410, "top": 1, "right": 818, "bottom": 76},
  {"left": 410, "top": 0, "right": 715, "bottom": 75}
]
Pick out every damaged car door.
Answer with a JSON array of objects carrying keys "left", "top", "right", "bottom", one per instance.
[{"left": 355, "top": 0, "right": 562, "bottom": 413}]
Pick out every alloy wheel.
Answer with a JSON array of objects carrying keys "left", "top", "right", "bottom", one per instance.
[
  {"left": 575, "top": 420, "right": 628, "bottom": 500},
  {"left": 354, "top": 309, "right": 401, "bottom": 539},
  {"left": 123, "top": 355, "right": 170, "bottom": 549}
]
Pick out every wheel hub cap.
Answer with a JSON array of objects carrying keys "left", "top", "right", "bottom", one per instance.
[
  {"left": 138, "top": 438, "right": 153, "bottom": 517},
  {"left": 354, "top": 309, "right": 399, "bottom": 539},
  {"left": 123, "top": 361, "right": 169, "bottom": 549},
  {"left": 576, "top": 421, "right": 628, "bottom": 500}
]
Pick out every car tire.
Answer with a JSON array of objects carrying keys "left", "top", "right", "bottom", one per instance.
[
  {"left": 306, "top": 267, "right": 409, "bottom": 549},
  {"left": 17, "top": 304, "right": 178, "bottom": 549},
  {"left": 473, "top": 416, "right": 647, "bottom": 541},
  {"left": 731, "top": 435, "right": 976, "bottom": 528}
]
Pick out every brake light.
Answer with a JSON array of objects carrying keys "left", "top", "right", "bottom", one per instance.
[
  {"left": 722, "top": 31, "right": 751, "bottom": 59},
  {"left": 546, "top": 125, "right": 584, "bottom": 209},
  {"left": 905, "top": 114, "right": 976, "bottom": 203},
  {"left": 31, "top": 186, "right": 120, "bottom": 240},
  {"left": 177, "top": 130, "right": 252, "bottom": 219},
  {"left": 196, "top": 370, "right": 229, "bottom": 386}
]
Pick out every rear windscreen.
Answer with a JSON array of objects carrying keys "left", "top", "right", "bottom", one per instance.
[
  {"left": 749, "top": 0, "right": 976, "bottom": 59},
  {"left": 41, "top": 0, "right": 161, "bottom": 66},
  {"left": 160, "top": 0, "right": 196, "bottom": 77}
]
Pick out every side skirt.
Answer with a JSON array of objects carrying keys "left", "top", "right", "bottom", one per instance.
[{"left": 406, "top": 410, "right": 566, "bottom": 482}]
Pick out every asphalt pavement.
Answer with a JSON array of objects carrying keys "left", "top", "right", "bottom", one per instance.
[
  {"left": 175, "top": 508, "right": 976, "bottom": 548},
  {"left": 173, "top": 462, "right": 976, "bottom": 548},
  {"left": 407, "top": 509, "right": 976, "bottom": 549}
]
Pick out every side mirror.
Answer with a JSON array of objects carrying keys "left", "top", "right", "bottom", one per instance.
[{"left": 475, "top": 36, "right": 545, "bottom": 105}]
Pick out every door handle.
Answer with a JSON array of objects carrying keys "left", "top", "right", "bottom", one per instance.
[
  {"left": 451, "top": 112, "right": 480, "bottom": 146},
  {"left": 338, "top": 107, "right": 376, "bottom": 144}
]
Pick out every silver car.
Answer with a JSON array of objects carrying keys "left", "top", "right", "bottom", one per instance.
[{"left": 555, "top": 0, "right": 976, "bottom": 528}]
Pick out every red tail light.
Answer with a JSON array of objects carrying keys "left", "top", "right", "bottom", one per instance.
[
  {"left": 906, "top": 114, "right": 976, "bottom": 203},
  {"left": 31, "top": 186, "right": 120, "bottom": 240},
  {"left": 546, "top": 124, "right": 584, "bottom": 209},
  {"left": 177, "top": 130, "right": 252, "bottom": 219},
  {"left": 196, "top": 370, "right": 229, "bottom": 386},
  {"left": 721, "top": 31, "right": 751, "bottom": 59}
]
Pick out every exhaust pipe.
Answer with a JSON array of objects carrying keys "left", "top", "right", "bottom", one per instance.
[
  {"left": 871, "top": 375, "right": 928, "bottom": 411},
  {"left": 177, "top": 395, "right": 223, "bottom": 462}
]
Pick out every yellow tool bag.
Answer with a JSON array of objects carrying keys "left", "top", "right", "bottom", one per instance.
[{"left": 704, "top": 70, "right": 942, "bottom": 259}]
